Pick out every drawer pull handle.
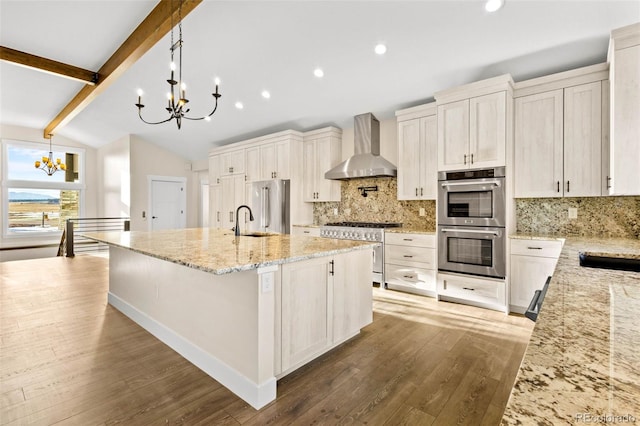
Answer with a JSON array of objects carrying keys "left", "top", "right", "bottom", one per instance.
[
  {"left": 462, "top": 287, "right": 475, "bottom": 291},
  {"left": 403, "top": 275, "right": 414, "bottom": 279},
  {"left": 303, "top": 231, "right": 310, "bottom": 234},
  {"left": 403, "top": 255, "right": 414, "bottom": 258},
  {"left": 403, "top": 238, "right": 413, "bottom": 241},
  {"left": 527, "top": 247, "right": 543, "bottom": 250}
]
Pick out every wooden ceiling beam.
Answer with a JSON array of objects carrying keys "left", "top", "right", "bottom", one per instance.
[
  {"left": 43, "top": 0, "right": 203, "bottom": 138},
  {"left": 0, "top": 46, "right": 99, "bottom": 84}
]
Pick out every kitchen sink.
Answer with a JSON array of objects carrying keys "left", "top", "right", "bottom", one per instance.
[
  {"left": 579, "top": 252, "right": 640, "bottom": 272},
  {"left": 241, "top": 232, "right": 277, "bottom": 238}
]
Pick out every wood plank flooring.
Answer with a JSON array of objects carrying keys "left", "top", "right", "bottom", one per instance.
[{"left": 0, "top": 255, "right": 534, "bottom": 425}]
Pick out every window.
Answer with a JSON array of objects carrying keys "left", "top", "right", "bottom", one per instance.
[{"left": 2, "top": 139, "right": 85, "bottom": 237}]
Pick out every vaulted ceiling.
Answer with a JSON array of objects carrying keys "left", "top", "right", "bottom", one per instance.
[{"left": 1, "top": 1, "right": 638, "bottom": 160}]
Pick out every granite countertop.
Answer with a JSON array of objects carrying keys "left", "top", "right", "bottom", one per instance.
[
  {"left": 510, "top": 233, "right": 566, "bottom": 242},
  {"left": 83, "top": 228, "right": 378, "bottom": 275},
  {"left": 502, "top": 237, "right": 640, "bottom": 425},
  {"left": 385, "top": 228, "right": 436, "bottom": 235},
  {"left": 292, "top": 224, "right": 321, "bottom": 228}
]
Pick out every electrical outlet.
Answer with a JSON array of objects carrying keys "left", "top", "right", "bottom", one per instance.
[
  {"left": 568, "top": 208, "right": 578, "bottom": 219},
  {"left": 333, "top": 208, "right": 338, "bottom": 216},
  {"left": 419, "top": 208, "right": 425, "bottom": 216},
  {"left": 261, "top": 273, "right": 274, "bottom": 293}
]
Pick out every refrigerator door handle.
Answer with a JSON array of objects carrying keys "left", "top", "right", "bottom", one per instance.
[{"left": 265, "top": 186, "right": 271, "bottom": 228}]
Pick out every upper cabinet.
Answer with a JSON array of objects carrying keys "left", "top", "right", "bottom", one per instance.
[
  {"left": 303, "top": 127, "right": 342, "bottom": 202},
  {"left": 245, "top": 139, "right": 291, "bottom": 182},
  {"left": 220, "top": 150, "right": 245, "bottom": 176},
  {"left": 395, "top": 103, "right": 437, "bottom": 200},
  {"left": 209, "top": 154, "right": 221, "bottom": 185},
  {"left": 608, "top": 22, "right": 640, "bottom": 195},
  {"left": 435, "top": 75, "right": 513, "bottom": 172},
  {"left": 513, "top": 64, "right": 610, "bottom": 198}
]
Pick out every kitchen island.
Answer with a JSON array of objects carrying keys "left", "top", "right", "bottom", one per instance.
[
  {"left": 84, "top": 228, "right": 376, "bottom": 410},
  {"left": 502, "top": 237, "right": 640, "bottom": 424}
]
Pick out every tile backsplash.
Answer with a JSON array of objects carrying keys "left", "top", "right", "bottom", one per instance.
[
  {"left": 516, "top": 196, "right": 640, "bottom": 238},
  {"left": 313, "top": 177, "right": 436, "bottom": 231}
]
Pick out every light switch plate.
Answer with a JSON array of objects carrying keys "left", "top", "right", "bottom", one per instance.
[
  {"left": 419, "top": 208, "right": 426, "bottom": 216},
  {"left": 568, "top": 208, "right": 578, "bottom": 219},
  {"left": 333, "top": 208, "right": 338, "bottom": 216}
]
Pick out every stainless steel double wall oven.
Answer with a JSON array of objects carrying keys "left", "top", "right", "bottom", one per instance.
[{"left": 437, "top": 167, "right": 506, "bottom": 279}]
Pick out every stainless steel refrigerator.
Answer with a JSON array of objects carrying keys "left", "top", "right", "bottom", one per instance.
[{"left": 249, "top": 179, "right": 290, "bottom": 234}]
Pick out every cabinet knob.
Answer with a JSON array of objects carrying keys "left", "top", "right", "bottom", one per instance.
[
  {"left": 606, "top": 176, "right": 612, "bottom": 190},
  {"left": 471, "top": 153, "right": 474, "bottom": 164},
  {"left": 464, "top": 154, "right": 467, "bottom": 165}
]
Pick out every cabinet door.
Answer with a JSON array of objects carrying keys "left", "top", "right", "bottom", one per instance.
[
  {"left": 314, "top": 137, "right": 337, "bottom": 201},
  {"left": 438, "top": 99, "right": 469, "bottom": 171},
  {"left": 220, "top": 176, "right": 235, "bottom": 229},
  {"left": 209, "top": 184, "right": 222, "bottom": 228},
  {"left": 302, "top": 140, "right": 316, "bottom": 201},
  {"left": 245, "top": 146, "right": 260, "bottom": 182},
  {"left": 332, "top": 250, "right": 372, "bottom": 343},
  {"left": 510, "top": 255, "right": 557, "bottom": 311},
  {"left": 514, "top": 90, "right": 564, "bottom": 198},
  {"left": 209, "top": 154, "right": 221, "bottom": 185},
  {"left": 564, "top": 82, "right": 602, "bottom": 197},
  {"left": 397, "top": 119, "right": 422, "bottom": 200},
  {"left": 281, "top": 256, "right": 330, "bottom": 371},
  {"left": 610, "top": 44, "right": 640, "bottom": 195},
  {"left": 259, "top": 143, "right": 276, "bottom": 179},
  {"left": 469, "top": 91, "right": 506, "bottom": 168},
  {"left": 275, "top": 140, "right": 290, "bottom": 179},
  {"left": 421, "top": 115, "right": 438, "bottom": 199},
  {"left": 221, "top": 150, "right": 245, "bottom": 175}
]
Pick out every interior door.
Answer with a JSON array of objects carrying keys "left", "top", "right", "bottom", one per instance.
[{"left": 150, "top": 179, "right": 186, "bottom": 231}]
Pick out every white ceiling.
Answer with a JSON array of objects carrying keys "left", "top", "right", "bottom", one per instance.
[{"left": 1, "top": 0, "right": 639, "bottom": 161}]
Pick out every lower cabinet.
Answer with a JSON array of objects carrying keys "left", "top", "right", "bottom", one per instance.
[
  {"left": 278, "top": 249, "right": 372, "bottom": 376},
  {"left": 437, "top": 272, "right": 507, "bottom": 312},
  {"left": 509, "top": 238, "right": 563, "bottom": 314},
  {"left": 291, "top": 225, "right": 321, "bottom": 237},
  {"left": 384, "top": 232, "right": 437, "bottom": 297}
]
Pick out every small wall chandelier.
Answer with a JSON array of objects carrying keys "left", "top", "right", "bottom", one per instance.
[
  {"left": 135, "top": 0, "right": 221, "bottom": 129},
  {"left": 34, "top": 134, "right": 66, "bottom": 176}
]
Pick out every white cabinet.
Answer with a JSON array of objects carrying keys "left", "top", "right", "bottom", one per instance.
[
  {"left": 245, "top": 146, "right": 260, "bottom": 182},
  {"left": 437, "top": 91, "right": 507, "bottom": 171},
  {"left": 396, "top": 104, "right": 438, "bottom": 200},
  {"left": 209, "top": 154, "right": 221, "bottom": 185},
  {"left": 209, "top": 184, "right": 222, "bottom": 228},
  {"left": 384, "top": 232, "right": 437, "bottom": 297},
  {"left": 437, "top": 272, "right": 507, "bottom": 312},
  {"left": 515, "top": 81, "right": 604, "bottom": 197},
  {"left": 279, "top": 249, "right": 372, "bottom": 374},
  {"left": 509, "top": 239, "right": 563, "bottom": 313},
  {"left": 260, "top": 140, "right": 290, "bottom": 180},
  {"left": 220, "top": 175, "right": 245, "bottom": 230},
  {"left": 608, "top": 23, "right": 640, "bottom": 195},
  {"left": 220, "top": 150, "right": 245, "bottom": 176},
  {"left": 303, "top": 129, "right": 342, "bottom": 202},
  {"left": 291, "top": 225, "right": 320, "bottom": 237}
]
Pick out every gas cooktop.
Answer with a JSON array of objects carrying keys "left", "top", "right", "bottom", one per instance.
[{"left": 324, "top": 222, "right": 403, "bottom": 228}]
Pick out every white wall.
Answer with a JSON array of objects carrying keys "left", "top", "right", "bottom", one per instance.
[
  {"left": 129, "top": 135, "right": 197, "bottom": 232},
  {"left": 340, "top": 117, "right": 398, "bottom": 165},
  {"left": 97, "top": 135, "right": 130, "bottom": 218},
  {"left": 0, "top": 124, "right": 98, "bottom": 258}
]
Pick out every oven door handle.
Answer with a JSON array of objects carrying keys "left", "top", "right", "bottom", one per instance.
[
  {"left": 440, "top": 228, "right": 502, "bottom": 236},
  {"left": 440, "top": 180, "right": 501, "bottom": 189}
]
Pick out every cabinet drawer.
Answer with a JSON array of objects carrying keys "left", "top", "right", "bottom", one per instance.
[
  {"left": 385, "top": 264, "right": 436, "bottom": 292},
  {"left": 437, "top": 273, "right": 506, "bottom": 307},
  {"left": 385, "top": 232, "right": 435, "bottom": 248},
  {"left": 511, "top": 239, "right": 562, "bottom": 258},
  {"left": 385, "top": 245, "right": 435, "bottom": 268},
  {"left": 292, "top": 226, "right": 320, "bottom": 237}
]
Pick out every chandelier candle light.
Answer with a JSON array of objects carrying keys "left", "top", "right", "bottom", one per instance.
[
  {"left": 135, "top": 0, "right": 221, "bottom": 129},
  {"left": 34, "top": 134, "right": 66, "bottom": 176}
]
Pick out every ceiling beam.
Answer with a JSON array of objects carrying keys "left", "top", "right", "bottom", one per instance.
[
  {"left": 43, "top": 0, "right": 203, "bottom": 138},
  {"left": 0, "top": 46, "right": 99, "bottom": 85}
]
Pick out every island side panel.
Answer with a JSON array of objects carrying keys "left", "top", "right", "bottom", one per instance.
[{"left": 107, "top": 246, "right": 276, "bottom": 409}]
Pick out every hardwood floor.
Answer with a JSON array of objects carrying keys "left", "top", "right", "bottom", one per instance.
[{"left": 0, "top": 256, "right": 533, "bottom": 425}]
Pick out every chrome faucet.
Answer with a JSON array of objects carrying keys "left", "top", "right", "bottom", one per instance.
[{"left": 234, "top": 205, "right": 255, "bottom": 236}]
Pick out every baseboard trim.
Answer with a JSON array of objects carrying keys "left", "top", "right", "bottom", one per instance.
[{"left": 108, "top": 292, "right": 276, "bottom": 409}]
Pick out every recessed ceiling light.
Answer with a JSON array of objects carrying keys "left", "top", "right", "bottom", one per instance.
[
  {"left": 314, "top": 68, "right": 324, "bottom": 78},
  {"left": 374, "top": 44, "right": 387, "bottom": 55},
  {"left": 204, "top": 116, "right": 211, "bottom": 122},
  {"left": 485, "top": 0, "right": 504, "bottom": 12},
  {"left": 235, "top": 102, "right": 244, "bottom": 110},
  {"left": 261, "top": 90, "right": 271, "bottom": 99}
]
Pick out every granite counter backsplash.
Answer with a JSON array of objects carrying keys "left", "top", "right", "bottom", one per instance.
[
  {"left": 313, "top": 177, "right": 436, "bottom": 231},
  {"left": 516, "top": 196, "right": 640, "bottom": 239}
]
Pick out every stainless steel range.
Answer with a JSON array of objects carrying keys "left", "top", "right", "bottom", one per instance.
[{"left": 320, "top": 222, "right": 402, "bottom": 284}]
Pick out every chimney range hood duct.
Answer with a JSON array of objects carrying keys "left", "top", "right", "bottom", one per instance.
[{"left": 324, "top": 113, "right": 397, "bottom": 180}]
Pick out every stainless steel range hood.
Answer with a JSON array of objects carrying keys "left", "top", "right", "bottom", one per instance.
[{"left": 324, "top": 113, "right": 397, "bottom": 180}]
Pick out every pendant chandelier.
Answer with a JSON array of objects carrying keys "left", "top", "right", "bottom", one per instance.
[
  {"left": 34, "top": 134, "right": 66, "bottom": 176},
  {"left": 135, "top": 0, "right": 221, "bottom": 129}
]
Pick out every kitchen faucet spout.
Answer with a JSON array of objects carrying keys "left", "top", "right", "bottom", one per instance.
[{"left": 235, "top": 205, "right": 255, "bottom": 236}]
